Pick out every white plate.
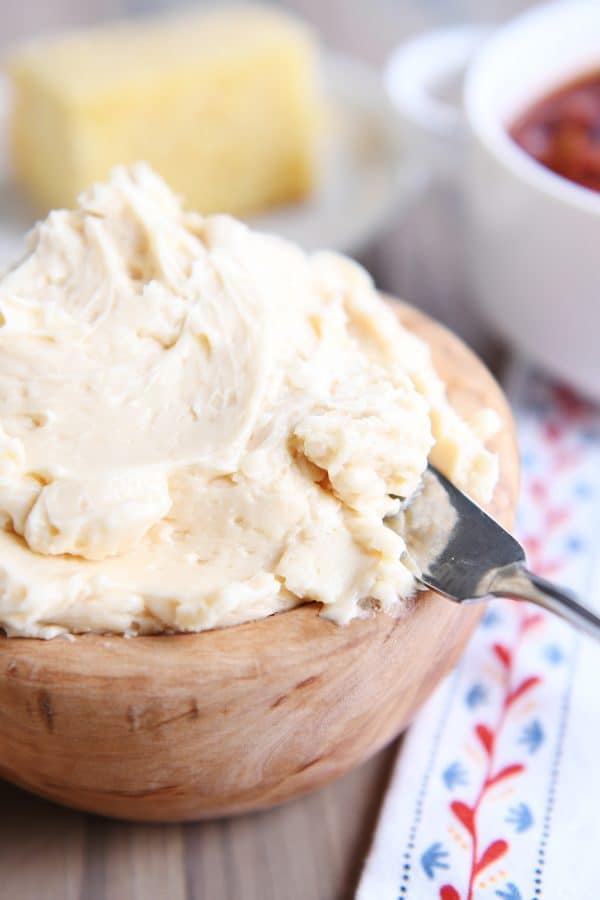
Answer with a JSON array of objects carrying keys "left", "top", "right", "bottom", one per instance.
[{"left": 0, "top": 52, "right": 418, "bottom": 266}]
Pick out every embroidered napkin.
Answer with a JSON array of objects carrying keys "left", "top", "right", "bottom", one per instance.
[{"left": 357, "top": 362, "right": 600, "bottom": 900}]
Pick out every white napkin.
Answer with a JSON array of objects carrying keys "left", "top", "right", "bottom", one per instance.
[{"left": 358, "top": 362, "right": 600, "bottom": 900}]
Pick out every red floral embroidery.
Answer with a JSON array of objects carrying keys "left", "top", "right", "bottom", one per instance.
[
  {"left": 438, "top": 400, "right": 583, "bottom": 900},
  {"left": 440, "top": 614, "right": 542, "bottom": 900}
]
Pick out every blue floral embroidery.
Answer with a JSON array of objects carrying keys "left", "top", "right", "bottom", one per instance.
[
  {"left": 581, "top": 426, "right": 600, "bottom": 444},
  {"left": 481, "top": 608, "right": 500, "bottom": 628},
  {"left": 520, "top": 450, "right": 536, "bottom": 471},
  {"left": 574, "top": 481, "right": 593, "bottom": 499},
  {"left": 531, "top": 399, "right": 551, "bottom": 417},
  {"left": 506, "top": 802, "right": 534, "bottom": 833},
  {"left": 442, "top": 761, "right": 468, "bottom": 789},
  {"left": 465, "top": 681, "right": 487, "bottom": 708},
  {"left": 420, "top": 842, "right": 449, "bottom": 879},
  {"left": 496, "top": 884, "right": 522, "bottom": 900},
  {"left": 543, "top": 643, "right": 565, "bottom": 665},
  {"left": 565, "top": 535, "right": 585, "bottom": 553},
  {"left": 519, "top": 720, "right": 544, "bottom": 753}
]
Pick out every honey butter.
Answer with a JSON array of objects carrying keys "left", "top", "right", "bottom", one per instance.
[{"left": 0, "top": 164, "right": 497, "bottom": 637}]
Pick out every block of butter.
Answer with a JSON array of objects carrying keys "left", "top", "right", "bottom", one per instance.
[{"left": 7, "top": 6, "right": 320, "bottom": 215}]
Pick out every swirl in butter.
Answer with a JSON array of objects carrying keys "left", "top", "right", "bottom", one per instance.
[{"left": 0, "top": 164, "right": 498, "bottom": 637}]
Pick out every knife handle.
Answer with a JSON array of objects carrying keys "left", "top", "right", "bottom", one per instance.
[{"left": 491, "top": 563, "right": 600, "bottom": 641}]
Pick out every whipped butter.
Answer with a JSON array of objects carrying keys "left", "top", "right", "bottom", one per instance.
[{"left": 0, "top": 164, "right": 498, "bottom": 637}]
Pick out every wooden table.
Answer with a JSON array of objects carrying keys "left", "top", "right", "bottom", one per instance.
[
  {"left": 0, "top": 748, "right": 397, "bottom": 900},
  {"left": 0, "top": 1, "right": 532, "bottom": 897}
]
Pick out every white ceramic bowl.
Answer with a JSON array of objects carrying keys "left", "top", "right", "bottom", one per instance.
[{"left": 386, "top": 1, "right": 600, "bottom": 399}]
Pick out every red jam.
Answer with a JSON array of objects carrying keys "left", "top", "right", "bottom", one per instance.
[{"left": 510, "top": 70, "right": 600, "bottom": 192}]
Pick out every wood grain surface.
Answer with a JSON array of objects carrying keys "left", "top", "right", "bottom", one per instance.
[{"left": 0, "top": 1, "right": 535, "bottom": 897}]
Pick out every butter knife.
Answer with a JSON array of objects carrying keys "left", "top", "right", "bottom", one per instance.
[{"left": 399, "top": 465, "right": 600, "bottom": 640}]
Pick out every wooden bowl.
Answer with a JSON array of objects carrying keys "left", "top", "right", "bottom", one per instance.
[{"left": 0, "top": 301, "right": 519, "bottom": 822}]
